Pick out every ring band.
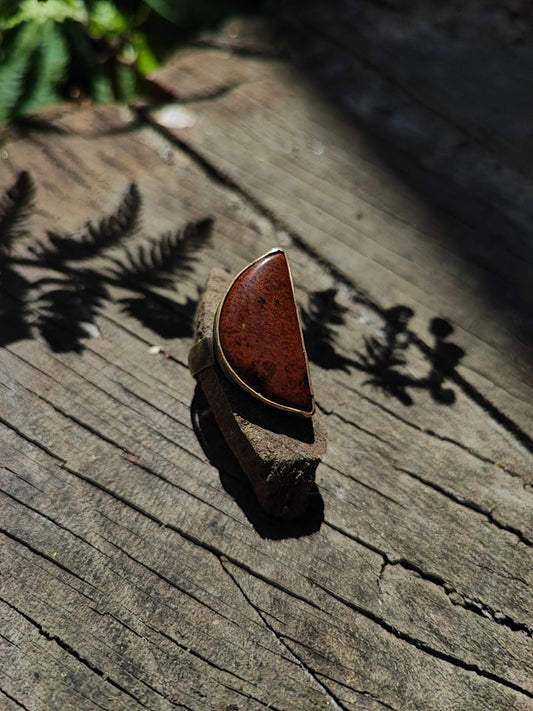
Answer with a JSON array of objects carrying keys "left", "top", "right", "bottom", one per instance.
[{"left": 188, "top": 336, "right": 215, "bottom": 377}]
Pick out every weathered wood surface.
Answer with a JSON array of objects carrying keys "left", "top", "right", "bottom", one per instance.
[{"left": 1, "top": 6, "right": 533, "bottom": 710}]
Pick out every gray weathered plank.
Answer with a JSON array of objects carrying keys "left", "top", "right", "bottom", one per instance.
[{"left": 1, "top": 13, "right": 533, "bottom": 711}]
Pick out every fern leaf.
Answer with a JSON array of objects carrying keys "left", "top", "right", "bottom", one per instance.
[
  {"left": 0, "top": 53, "right": 29, "bottom": 125},
  {"left": 41, "top": 183, "right": 141, "bottom": 262},
  {"left": 0, "top": 20, "right": 46, "bottom": 123},
  {"left": 0, "top": 171, "right": 35, "bottom": 254},
  {"left": 16, "top": 21, "right": 68, "bottom": 116},
  {"left": 110, "top": 216, "right": 213, "bottom": 289}
]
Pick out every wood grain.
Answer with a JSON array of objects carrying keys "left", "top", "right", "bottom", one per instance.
[{"left": 1, "top": 10, "right": 532, "bottom": 711}]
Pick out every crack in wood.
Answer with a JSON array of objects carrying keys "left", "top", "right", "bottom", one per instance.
[
  {"left": 219, "top": 559, "right": 350, "bottom": 711},
  {"left": 394, "top": 464, "right": 533, "bottom": 546},
  {"left": 326, "top": 520, "right": 533, "bottom": 641},
  {"left": 1, "top": 369, "right": 219, "bottom": 517},
  {"left": 0, "top": 528, "right": 97, "bottom": 593},
  {"left": 0, "top": 414, "right": 67, "bottom": 468},
  {"left": 88, "top": 608, "right": 145, "bottom": 642},
  {"left": 5, "top": 381, "right": 531, "bottom": 649},
  {"left": 0, "top": 598, "right": 177, "bottom": 710},
  {"left": 143, "top": 623, "right": 256, "bottom": 692},
  {"left": 1, "top": 484, "right": 110, "bottom": 563},
  {"left": 94, "top": 522, "right": 238, "bottom": 625},
  {"left": 0, "top": 687, "right": 30, "bottom": 710},
  {"left": 5, "top": 421, "right": 532, "bottom": 700},
  {"left": 447, "top": 592, "right": 533, "bottom": 640},
  {"left": 318, "top": 403, "right": 394, "bottom": 448},
  {"left": 5, "top": 346, "right": 202, "bottom": 470},
  {"left": 324, "top": 460, "right": 404, "bottom": 508},
  {"left": 312, "top": 579, "right": 533, "bottom": 699},
  {"left": 346, "top": 384, "right": 526, "bottom": 481},
  {"left": 313, "top": 671, "right": 400, "bottom": 711}
]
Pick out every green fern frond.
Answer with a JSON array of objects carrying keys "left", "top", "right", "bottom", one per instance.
[
  {"left": 0, "top": 21, "right": 42, "bottom": 123},
  {"left": 16, "top": 22, "right": 69, "bottom": 115},
  {"left": 0, "top": 171, "right": 36, "bottom": 254},
  {"left": 0, "top": 0, "right": 87, "bottom": 30}
]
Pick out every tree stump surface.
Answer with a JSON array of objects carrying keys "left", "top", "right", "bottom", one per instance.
[{"left": 1, "top": 7, "right": 532, "bottom": 711}]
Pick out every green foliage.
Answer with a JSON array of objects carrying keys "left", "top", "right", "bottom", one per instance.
[{"left": 0, "top": 0, "right": 265, "bottom": 125}]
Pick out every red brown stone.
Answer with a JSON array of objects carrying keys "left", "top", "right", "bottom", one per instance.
[{"left": 215, "top": 250, "right": 314, "bottom": 416}]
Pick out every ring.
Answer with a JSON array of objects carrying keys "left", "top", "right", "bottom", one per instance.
[{"left": 188, "top": 249, "right": 315, "bottom": 418}]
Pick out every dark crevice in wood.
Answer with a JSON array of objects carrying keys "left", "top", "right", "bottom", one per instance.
[
  {"left": 0, "top": 483, "right": 111, "bottom": 563},
  {"left": 449, "top": 593, "right": 533, "bottom": 639},
  {"left": 0, "top": 529, "right": 97, "bottom": 593},
  {"left": 0, "top": 687, "right": 29, "bottom": 710},
  {"left": 0, "top": 630, "right": 13, "bottom": 644},
  {"left": 0, "top": 598, "right": 165, "bottom": 710},
  {"left": 139, "top": 106, "right": 533, "bottom": 454},
  {"left": 387, "top": 558, "right": 533, "bottom": 640},
  {"left": 352, "top": 385, "right": 525, "bottom": 480},
  {"left": 144, "top": 79, "right": 243, "bottom": 107},
  {"left": 3, "top": 465, "right": 47, "bottom": 495},
  {"left": 13, "top": 333, "right": 193, "bottom": 431},
  {"left": 115, "top": 381, "right": 200, "bottom": 443},
  {"left": 88, "top": 608, "right": 145, "bottom": 642},
  {"left": 325, "top": 520, "right": 388, "bottom": 564},
  {"left": 95, "top": 521, "right": 237, "bottom": 623},
  {"left": 311, "top": 581, "right": 533, "bottom": 699},
  {"left": 5, "top": 390, "right": 529, "bottom": 646},
  {"left": 318, "top": 403, "right": 394, "bottom": 448},
  {"left": 143, "top": 623, "right": 257, "bottom": 692},
  {"left": 315, "top": 672, "right": 400, "bottom": 711},
  {"left": 189, "top": 39, "right": 282, "bottom": 59},
  {"left": 3, "top": 371, "right": 216, "bottom": 513},
  {"left": 219, "top": 560, "right": 349, "bottom": 711},
  {"left": 275, "top": 631, "right": 336, "bottom": 667},
  {"left": 0, "top": 414, "right": 67, "bottom": 468},
  {"left": 326, "top": 521, "right": 533, "bottom": 640},
  {"left": 394, "top": 464, "right": 533, "bottom": 547},
  {"left": 325, "top": 460, "right": 405, "bottom": 508}
]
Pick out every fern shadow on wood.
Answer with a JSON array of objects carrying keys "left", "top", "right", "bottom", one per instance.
[
  {"left": 302, "top": 288, "right": 465, "bottom": 407},
  {"left": 0, "top": 171, "right": 213, "bottom": 352},
  {"left": 354, "top": 306, "right": 465, "bottom": 406}
]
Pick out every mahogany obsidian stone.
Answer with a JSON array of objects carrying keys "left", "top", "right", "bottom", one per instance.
[{"left": 216, "top": 250, "right": 314, "bottom": 417}]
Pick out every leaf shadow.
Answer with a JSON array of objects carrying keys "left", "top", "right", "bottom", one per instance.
[
  {"left": 0, "top": 171, "right": 213, "bottom": 352},
  {"left": 120, "top": 293, "right": 198, "bottom": 340},
  {"left": 302, "top": 287, "right": 465, "bottom": 406}
]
